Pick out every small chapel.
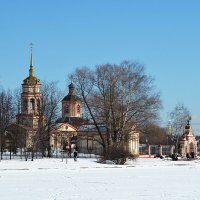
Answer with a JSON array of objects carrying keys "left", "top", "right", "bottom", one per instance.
[{"left": 179, "top": 119, "right": 198, "bottom": 158}]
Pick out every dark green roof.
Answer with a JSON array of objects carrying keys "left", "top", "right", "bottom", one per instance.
[
  {"left": 23, "top": 66, "right": 40, "bottom": 85},
  {"left": 56, "top": 117, "right": 87, "bottom": 127},
  {"left": 68, "top": 83, "right": 75, "bottom": 89},
  {"left": 62, "top": 94, "right": 81, "bottom": 102},
  {"left": 23, "top": 76, "right": 40, "bottom": 85}
]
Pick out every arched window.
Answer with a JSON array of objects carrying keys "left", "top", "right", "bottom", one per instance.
[
  {"left": 23, "top": 99, "right": 28, "bottom": 111},
  {"left": 65, "top": 105, "right": 69, "bottom": 113},
  {"left": 37, "top": 99, "right": 40, "bottom": 112},
  {"left": 77, "top": 104, "right": 81, "bottom": 113},
  {"left": 30, "top": 98, "right": 35, "bottom": 110}
]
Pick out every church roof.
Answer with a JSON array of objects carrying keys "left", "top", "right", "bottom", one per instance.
[
  {"left": 62, "top": 94, "right": 81, "bottom": 101},
  {"left": 23, "top": 71, "right": 40, "bottom": 85},
  {"left": 78, "top": 124, "right": 107, "bottom": 132},
  {"left": 56, "top": 117, "right": 87, "bottom": 127},
  {"left": 7, "top": 123, "right": 36, "bottom": 132},
  {"left": 68, "top": 82, "right": 75, "bottom": 89}
]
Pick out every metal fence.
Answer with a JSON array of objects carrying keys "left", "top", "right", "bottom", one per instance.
[
  {"left": 139, "top": 144, "right": 172, "bottom": 156},
  {"left": 0, "top": 148, "right": 101, "bottom": 161}
]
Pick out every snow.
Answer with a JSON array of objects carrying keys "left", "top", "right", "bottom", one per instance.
[{"left": 0, "top": 157, "right": 200, "bottom": 200}]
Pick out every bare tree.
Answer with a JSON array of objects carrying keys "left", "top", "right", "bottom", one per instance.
[
  {"left": 0, "top": 89, "right": 15, "bottom": 127},
  {"left": 12, "top": 87, "right": 24, "bottom": 155},
  {"left": 169, "top": 103, "right": 190, "bottom": 152},
  {"left": 140, "top": 124, "right": 167, "bottom": 145},
  {"left": 34, "top": 81, "right": 63, "bottom": 157},
  {"left": 0, "top": 88, "right": 15, "bottom": 157},
  {"left": 70, "top": 61, "right": 162, "bottom": 154}
]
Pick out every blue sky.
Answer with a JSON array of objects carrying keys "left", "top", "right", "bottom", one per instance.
[{"left": 0, "top": 1, "right": 200, "bottom": 132}]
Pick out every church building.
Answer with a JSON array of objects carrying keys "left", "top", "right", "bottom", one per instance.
[
  {"left": 50, "top": 82, "right": 86, "bottom": 151},
  {"left": 50, "top": 83, "right": 139, "bottom": 156},
  {"left": 6, "top": 47, "right": 139, "bottom": 157}
]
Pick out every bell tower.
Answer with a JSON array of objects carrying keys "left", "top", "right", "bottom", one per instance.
[{"left": 17, "top": 44, "right": 41, "bottom": 129}]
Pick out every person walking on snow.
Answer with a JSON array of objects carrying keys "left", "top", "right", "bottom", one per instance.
[{"left": 73, "top": 148, "right": 78, "bottom": 161}]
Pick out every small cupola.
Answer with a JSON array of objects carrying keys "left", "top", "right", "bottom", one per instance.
[{"left": 68, "top": 83, "right": 75, "bottom": 95}]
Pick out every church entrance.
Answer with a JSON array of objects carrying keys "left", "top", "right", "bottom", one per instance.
[
  {"left": 189, "top": 142, "right": 194, "bottom": 153},
  {"left": 189, "top": 142, "right": 195, "bottom": 159}
]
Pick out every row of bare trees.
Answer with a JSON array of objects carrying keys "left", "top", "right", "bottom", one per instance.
[
  {"left": 0, "top": 89, "right": 15, "bottom": 134},
  {"left": 0, "top": 88, "right": 16, "bottom": 157},
  {"left": 168, "top": 104, "right": 190, "bottom": 152}
]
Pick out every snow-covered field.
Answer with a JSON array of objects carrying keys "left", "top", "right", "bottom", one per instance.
[{"left": 0, "top": 157, "right": 200, "bottom": 200}]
